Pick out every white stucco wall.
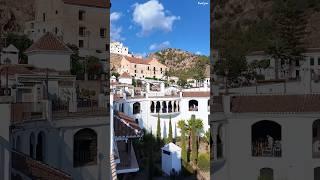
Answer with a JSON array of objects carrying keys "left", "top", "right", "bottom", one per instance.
[
  {"left": 28, "top": 53, "right": 71, "bottom": 71},
  {"left": 213, "top": 113, "right": 320, "bottom": 180}
]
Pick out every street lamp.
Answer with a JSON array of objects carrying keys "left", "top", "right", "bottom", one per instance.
[{"left": 4, "top": 57, "right": 11, "bottom": 96}]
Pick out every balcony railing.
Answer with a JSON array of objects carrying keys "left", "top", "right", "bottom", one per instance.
[{"left": 252, "top": 140, "right": 281, "bottom": 157}]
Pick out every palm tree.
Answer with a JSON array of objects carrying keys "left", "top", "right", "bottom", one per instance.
[{"left": 188, "top": 115, "right": 203, "bottom": 164}]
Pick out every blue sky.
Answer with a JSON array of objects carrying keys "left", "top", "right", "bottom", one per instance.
[{"left": 111, "top": 0, "right": 210, "bottom": 57}]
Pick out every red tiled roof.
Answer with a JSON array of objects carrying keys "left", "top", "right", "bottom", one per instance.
[
  {"left": 231, "top": 95, "right": 320, "bottom": 113},
  {"left": 119, "top": 72, "right": 131, "bottom": 78},
  {"left": 0, "top": 65, "right": 34, "bottom": 75},
  {"left": 125, "top": 56, "right": 153, "bottom": 65},
  {"left": 63, "top": 0, "right": 110, "bottom": 8},
  {"left": 114, "top": 112, "right": 143, "bottom": 138},
  {"left": 25, "top": 33, "right": 72, "bottom": 54},
  {"left": 0, "top": 65, "right": 60, "bottom": 76},
  {"left": 182, "top": 91, "right": 210, "bottom": 97}
]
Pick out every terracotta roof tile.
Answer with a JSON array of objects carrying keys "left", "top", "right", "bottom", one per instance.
[
  {"left": 182, "top": 91, "right": 210, "bottom": 97},
  {"left": 114, "top": 111, "right": 143, "bottom": 138},
  {"left": 231, "top": 94, "right": 320, "bottom": 113},
  {"left": 63, "top": 0, "right": 110, "bottom": 8},
  {"left": 119, "top": 72, "right": 131, "bottom": 78},
  {"left": 25, "top": 33, "right": 72, "bottom": 54},
  {"left": 125, "top": 56, "right": 153, "bottom": 65}
]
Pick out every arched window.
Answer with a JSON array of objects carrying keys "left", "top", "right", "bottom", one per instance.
[
  {"left": 162, "top": 101, "right": 167, "bottom": 113},
  {"left": 36, "top": 131, "right": 45, "bottom": 161},
  {"left": 217, "top": 125, "right": 223, "bottom": 159},
  {"left": 313, "top": 120, "right": 320, "bottom": 158},
  {"left": 168, "top": 101, "right": 172, "bottom": 113},
  {"left": 133, "top": 102, "right": 141, "bottom": 114},
  {"left": 260, "top": 168, "right": 274, "bottom": 180},
  {"left": 189, "top": 100, "right": 198, "bottom": 111},
  {"left": 156, "top": 101, "right": 160, "bottom": 113},
  {"left": 74, "top": 128, "right": 97, "bottom": 167},
  {"left": 150, "top": 101, "right": 155, "bottom": 113},
  {"left": 30, "top": 133, "right": 35, "bottom": 158},
  {"left": 252, "top": 120, "right": 281, "bottom": 157}
]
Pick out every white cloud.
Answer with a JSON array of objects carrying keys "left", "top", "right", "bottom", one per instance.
[
  {"left": 111, "top": 25, "right": 125, "bottom": 41},
  {"left": 110, "top": 12, "right": 122, "bottom": 22},
  {"left": 196, "top": 51, "right": 202, "bottom": 55},
  {"left": 110, "top": 12, "right": 125, "bottom": 41},
  {"left": 149, "top": 41, "right": 171, "bottom": 51},
  {"left": 132, "top": 0, "right": 180, "bottom": 35}
]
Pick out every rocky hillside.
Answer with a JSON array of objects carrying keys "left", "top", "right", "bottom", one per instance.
[
  {"left": 0, "top": 0, "right": 34, "bottom": 33},
  {"left": 110, "top": 48, "right": 210, "bottom": 79},
  {"left": 213, "top": 0, "right": 320, "bottom": 49},
  {"left": 149, "top": 48, "right": 210, "bottom": 77}
]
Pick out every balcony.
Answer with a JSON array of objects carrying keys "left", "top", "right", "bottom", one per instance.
[
  {"left": 52, "top": 99, "right": 108, "bottom": 119},
  {"left": 252, "top": 140, "right": 282, "bottom": 158}
]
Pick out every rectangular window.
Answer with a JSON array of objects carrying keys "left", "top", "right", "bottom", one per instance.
[
  {"left": 79, "top": 40, "right": 84, "bottom": 48},
  {"left": 79, "top": 27, "right": 86, "bottom": 37},
  {"left": 43, "top": 13, "right": 46, "bottom": 22},
  {"left": 311, "top": 57, "right": 315, "bottom": 66},
  {"left": 106, "top": 44, "right": 110, "bottom": 51},
  {"left": 79, "top": 10, "right": 85, "bottom": 21},
  {"left": 318, "top": 58, "right": 320, "bottom": 65},
  {"left": 100, "top": 28, "right": 106, "bottom": 38}
]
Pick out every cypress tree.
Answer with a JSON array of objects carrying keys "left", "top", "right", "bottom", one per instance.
[
  {"left": 168, "top": 116, "right": 173, "bottom": 143},
  {"left": 156, "top": 113, "right": 161, "bottom": 141},
  {"left": 178, "top": 120, "right": 187, "bottom": 163}
]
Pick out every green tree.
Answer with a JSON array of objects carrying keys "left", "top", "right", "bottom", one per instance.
[
  {"left": 178, "top": 120, "right": 188, "bottom": 163},
  {"left": 168, "top": 116, "right": 173, "bottom": 143},
  {"left": 86, "top": 56, "right": 103, "bottom": 80},
  {"left": 156, "top": 113, "right": 161, "bottom": 141},
  {"left": 6, "top": 33, "right": 33, "bottom": 64},
  {"left": 267, "top": 0, "right": 308, "bottom": 79},
  {"left": 188, "top": 115, "right": 204, "bottom": 164},
  {"left": 111, "top": 72, "right": 120, "bottom": 79},
  {"left": 68, "top": 44, "right": 84, "bottom": 78}
]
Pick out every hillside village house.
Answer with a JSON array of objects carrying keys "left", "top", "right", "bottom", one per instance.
[
  {"left": 25, "top": 32, "right": 73, "bottom": 72},
  {"left": 110, "top": 41, "right": 130, "bottom": 56},
  {"left": 118, "top": 56, "right": 168, "bottom": 80},
  {"left": 246, "top": 48, "right": 320, "bottom": 81},
  {"left": 24, "top": 0, "right": 110, "bottom": 60}
]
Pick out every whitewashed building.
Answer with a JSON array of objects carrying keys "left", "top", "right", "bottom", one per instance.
[
  {"left": 161, "top": 142, "right": 182, "bottom": 176},
  {"left": 211, "top": 95, "right": 320, "bottom": 180},
  {"left": 246, "top": 48, "right": 320, "bottom": 81},
  {"left": 110, "top": 41, "right": 130, "bottom": 56},
  {"left": 113, "top": 82, "right": 210, "bottom": 138},
  {"left": 25, "top": 32, "right": 73, "bottom": 72}
]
